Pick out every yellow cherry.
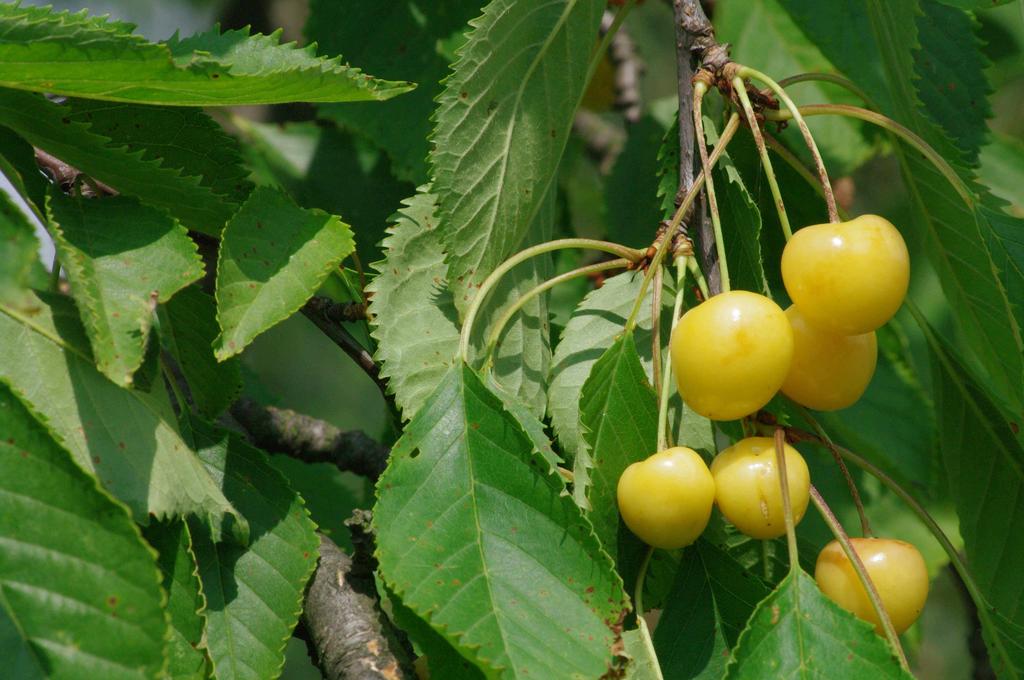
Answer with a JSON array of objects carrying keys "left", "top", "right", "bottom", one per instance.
[
  {"left": 670, "top": 290, "right": 793, "bottom": 421},
  {"left": 781, "top": 305, "right": 878, "bottom": 411},
  {"left": 617, "top": 447, "right": 716, "bottom": 549},
  {"left": 815, "top": 538, "right": 929, "bottom": 635},
  {"left": 710, "top": 436, "right": 811, "bottom": 539},
  {"left": 782, "top": 215, "right": 909, "bottom": 335}
]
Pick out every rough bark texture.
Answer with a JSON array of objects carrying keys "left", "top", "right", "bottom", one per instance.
[
  {"left": 230, "top": 397, "right": 389, "bottom": 480},
  {"left": 303, "top": 534, "right": 415, "bottom": 680}
]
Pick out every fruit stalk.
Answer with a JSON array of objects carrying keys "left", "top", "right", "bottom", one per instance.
[
  {"left": 773, "top": 429, "right": 800, "bottom": 567},
  {"left": 809, "top": 485, "right": 910, "bottom": 670},
  {"left": 693, "top": 80, "right": 731, "bottom": 293},
  {"left": 732, "top": 76, "right": 794, "bottom": 241},
  {"left": 764, "top": 133, "right": 850, "bottom": 221},
  {"left": 657, "top": 259, "right": 689, "bottom": 451},
  {"left": 738, "top": 66, "right": 839, "bottom": 223}
]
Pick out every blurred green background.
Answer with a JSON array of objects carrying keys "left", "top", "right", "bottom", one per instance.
[{"left": 17, "top": 0, "right": 1024, "bottom": 677}]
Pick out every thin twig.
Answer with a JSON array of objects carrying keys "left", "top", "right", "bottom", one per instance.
[
  {"left": 651, "top": 265, "right": 663, "bottom": 396},
  {"left": 302, "top": 297, "right": 388, "bottom": 396},
  {"left": 230, "top": 397, "right": 390, "bottom": 480}
]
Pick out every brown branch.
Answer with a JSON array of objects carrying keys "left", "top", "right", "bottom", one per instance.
[
  {"left": 302, "top": 533, "right": 415, "bottom": 680},
  {"left": 34, "top": 148, "right": 117, "bottom": 197},
  {"left": 230, "top": 397, "right": 389, "bottom": 480},
  {"left": 302, "top": 296, "right": 388, "bottom": 396},
  {"left": 600, "top": 10, "right": 645, "bottom": 125}
]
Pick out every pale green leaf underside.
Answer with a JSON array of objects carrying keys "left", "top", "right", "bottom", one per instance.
[
  {"left": 0, "top": 90, "right": 233, "bottom": 235},
  {"left": 47, "top": 192, "right": 204, "bottom": 386},
  {"left": 0, "top": 384, "right": 168, "bottom": 680},
  {"left": 725, "top": 569, "right": 912, "bottom": 679},
  {"left": 142, "top": 520, "right": 208, "bottom": 680},
  {"left": 0, "top": 4, "right": 414, "bottom": 105},
  {"left": 0, "top": 291, "right": 244, "bottom": 540},
  {"left": 159, "top": 286, "right": 242, "bottom": 419},
  {"left": 374, "top": 364, "right": 628, "bottom": 679},
  {"left": 186, "top": 418, "right": 319, "bottom": 680},
  {"left": 917, "top": 313, "right": 1024, "bottom": 678},
  {"left": 431, "top": 0, "right": 605, "bottom": 313},
  {"left": 579, "top": 332, "right": 658, "bottom": 557},
  {"left": 214, "top": 187, "right": 355, "bottom": 360},
  {"left": 367, "top": 189, "right": 461, "bottom": 421}
]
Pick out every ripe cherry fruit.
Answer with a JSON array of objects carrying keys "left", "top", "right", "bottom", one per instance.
[
  {"left": 710, "top": 436, "right": 811, "bottom": 539},
  {"left": 617, "top": 447, "right": 715, "bottom": 550},
  {"left": 670, "top": 290, "right": 794, "bottom": 421},
  {"left": 781, "top": 305, "right": 877, "bottom": 411},
  {"left": 815, "top": 538, "right": 929, "bottom": 635},
  {"left": 781, "top": 215, "right": 909, "bottom": 335}
]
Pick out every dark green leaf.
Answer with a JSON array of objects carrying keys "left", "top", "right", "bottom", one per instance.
[
  {"left": 185, "top": 418, "right": 320, "bottom": 680},
  {"left": 0, "top": 291, "right": 244, "bottom": 540},
  {"left": 915, "top": 310, "right": 1024, "bottom": 677},
  {"left": 374, "top": 364, "right": 629, "bottom": 678},
  {"left": 307, "top": 0, "right": 484, "bottom": 182},
  {"left": 387, "top": 588, "right": 487, "bottom": 680},
  {"left": 0, "top": 188, "right": 42, "bottom": 300},
  {"left": 980, "top": 132, "right": 1024, "bottom": 214},
  {"left": 0, "top": 124, "right": 47, "bottom": 214},
  {"left": 214, "top": 187, "right": 355, "bottom": 360},
  {"left": 431, "top": 0, "right": 605, "bottom": 313},
  {"left": 606, "top": 116, "right": 670, "bottom": 250},
  {"left": 725, "top": 569, "right": 912, "bottom": 678},
  {"left": 0, "top": 383, "right": 168, "bottom": 679},
  {"left": 142, "top": 520, "right": 209, "bottom": 680},
  {"left": 159, "top": 286, "right": 242, "bottom": 420},
  {"left": 47, "top": 192, "right": 205, "bottom": 386},
  {"left": 579, "top": 332, "right": 658, "bottom": 556},
  {"left": 0, "top": 5, "right": 413, "bottom": 105}
]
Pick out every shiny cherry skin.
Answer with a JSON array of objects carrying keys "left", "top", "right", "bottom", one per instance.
[
  {"left": 815, "top": 538, "right": 929, "bottom": 635},
  {"left": 617, "top": 447, "right": 716, "bottom": 549},
  {"left": 782, "top": 215, "right": 910, "bottom": 335},
  {"left": 710, "top": 436, "right": 811, "bottom": 539},
  {"left": 781, "top": 305, "right": 878, "bottom": 411},
  {"left": 670, "top": 290, "right": 794, "bottom": 421}
]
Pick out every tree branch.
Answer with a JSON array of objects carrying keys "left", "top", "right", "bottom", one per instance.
[
  {"left": 302, "top": 296, "right": 388, "bottom": 396},
  {"left": 302, "top": 533, "right": 415, "bottom": 680},
  {"left": 230, "top": 397, "right": 389, "bottom": 480}
]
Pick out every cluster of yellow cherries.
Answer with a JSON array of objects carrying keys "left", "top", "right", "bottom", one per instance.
[{"left": 617, "top": 216, "right": 929, "bottom": 635}]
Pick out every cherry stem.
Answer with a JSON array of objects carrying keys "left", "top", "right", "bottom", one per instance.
[
  {"left": 623, "top": 112, "right": 741, "bottom": 331},
  {"left": 764, "top": 133, "right": 851, "bottom": 222},
  {"left": 657, "top": 258, "right": 688, "bottom": 451},
  {"left": 693, "top": 82, "right": 730, "bottom": 293},
  {"left": 789, "top": 425, "right": 1004, "bottom": 667},
  {"left": 732, "top": 76, "right": 793, "bottom": 242},
  {"left": 792, "top": 403, "right": 872, "bottom": 537},
  {"left": 633, "top": 544, "right": 665, "bottom": 680},
  {"left": 459, "top": 240, "right": 644, "bottom": 362},
  {"left": 651, "top": 265, "right": 664, "bottom": 397},
  {"left": 776, "top": 73, "right": 875, "bottom": 110},
  {"left": 764, "top": 104, "right": 974, "bottom": 207},
  {"left": 482, "top": 258, "right": 631, "bottom": 369},
  {"left": 739, "top": 67, "right": 839, "bottom": 224},
  {"left": 809, "top": 486, "right": 910, "bottom": 671},
  {"left": 773, "top": 428, "right": 800, "bottom": 570},
  {"left": 686, "top": 257, "right": 709, "bottom": 299}
]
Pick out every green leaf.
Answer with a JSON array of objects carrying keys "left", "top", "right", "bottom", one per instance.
[
  {"left": 936, "top": 0, "right": 1016, "bottom": 7},
  {"left": 214, "top": 187, "right": 354, "bottom": 360},
  {"left": 159, "top": 286, "right": 242, "bottom": 420},
  {"left": 236, "top": 120, "right": 414, "bottom": 260},
  {"left": 621, "top": 623, "right": 661, "bottom": 680},
  {"left": 779, "top": 0, "right": 1024, "bottom": 412},
  {"left": 185, "top": 418, "right": 320, "bottom": 680},
  {"left": 980, "top": 132, "right": 1024, "bottom": 214},
  {"left": 64, "top": 99, "right": 253, "bottom": 205},
  {"left": 606, "top": 116, "right": 670, "bottom": 250},
  {"left": 0, "top": 383, "right": 168, "bottom": 679},
  {"left": 548, "top": 272, "right": 660, "bottom": 506},
  {"left": 387, "top": 588, "right": 487, "bottom": 680},
  {"left": 915, "top": 310, "right": 1024, "bottom": 677},
  {"left": 0, "top": 90, "right": 234, "bottom": 235},
  {"left": 431, "top": 0, "right": 605, "bottom": 313},
  {"left": 0, "top": 290, "right": 244, "bottom": 540},
  {"left": 306, "top": 0, "right": 484, "bottom": 182},
  {"left": 47, "top": 192, "right": 204, "bottom": 386},
  {"left": 0, "top": 4, "right": 413, "bottom": 105},
  {"left": 374, "top": 364, "right": 629, "bottom": 679},
  {"left": 725, "top": 569, "right": 912, "bottom": 678},
  {"left": 653, "top": 541, "right": 773, "bottom": 679},
  {"left": 716, "top": 0, "right": 874, "bottom": 174},
  {"left": 367, "top": 189, "right": 461, "bottom": 420},
  {"left": 579, "top": 332, "right": 658, "bottom": 556},
  {"left": 0, "top": 188, "right": 42, "bottom": 299},
  {"left": 0, "top": 124, "right": 47, "bottom": 214},
  {"left": 142, "top": 520, "right": 209, "bottom": 680}
]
